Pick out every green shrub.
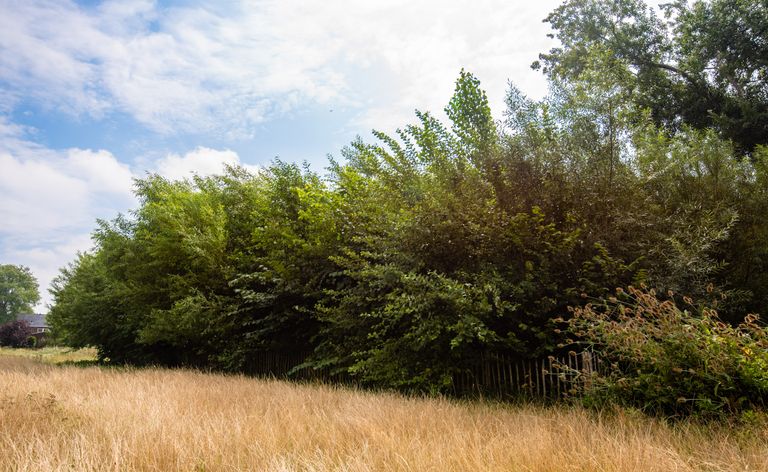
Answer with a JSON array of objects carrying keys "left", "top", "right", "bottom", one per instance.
[{"left": 566, "top": 286, "right": 768, "bottom": 417}]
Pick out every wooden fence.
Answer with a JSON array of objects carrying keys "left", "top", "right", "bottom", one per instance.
[
  {"left": 243, "top": 350, "right": 598, "bottom": 400},
  {"left": 451, "top": 351, "right": 597, "bottom": 399},
  {"left": 243, "top": 350, "right": 353, "bottom": 384}
]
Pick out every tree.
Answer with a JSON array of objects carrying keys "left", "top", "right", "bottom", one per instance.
[
  {"left": 0, "top": 320, "right": 33, "bottom": 348},
  {"left": 0, "top": 264, "right": 40, "bottom": 324},
  {"left": 44, "top": 65, "right": 768, "bottom": 398},
  {"left": 536, "top": 0, "right": 768, "bottom": 155},
  {"left": 48, "top": 251, "right": 138, "bottom": 362}
]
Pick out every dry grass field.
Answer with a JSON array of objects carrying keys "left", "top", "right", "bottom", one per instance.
[{"left": 1, "top": 353, "right": 767, "bottom": 471}]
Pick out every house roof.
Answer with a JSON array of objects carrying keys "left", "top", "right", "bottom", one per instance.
[{"left": 16, "top": 313, "right": 48, "bottom": 329}]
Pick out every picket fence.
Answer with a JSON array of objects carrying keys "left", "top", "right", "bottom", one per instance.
[
  {"left": 450, "top": 351, "right": 597, "bottom": 399},
  {"left": 243, "top": 350, "right": 599, "bottom": 400}
]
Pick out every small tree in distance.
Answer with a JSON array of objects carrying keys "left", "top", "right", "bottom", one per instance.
[
  {"left": 0, "top": 264, "right": 40, "bottom": 324},
  {"left": 0, "top": 320, "right": 34, "bottom": 348}
]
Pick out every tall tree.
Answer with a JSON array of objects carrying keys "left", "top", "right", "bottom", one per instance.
[
  {"left": 536, "top": 0, "right": 768, "bottom": 154},
  {"left": 0, "top": 264, "right": 40, "bottom": 324}
]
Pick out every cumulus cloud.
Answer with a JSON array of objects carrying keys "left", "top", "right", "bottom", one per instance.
[
  {"left": 0, "top": 128, "right": 134, "bottom": 236},
  {"left": 8, "top": 232, "right": 94, "bottom": 311},
  {"left": 152, "top": 147, "right": 258, "bottom": 181},
  {"left": 0, "top": 123, "right": 137, "bottom": 309},
  {"left": 0, "top": 0, "right": 559, "bottom": 136},
  {"left": 0, "top": 0, "right": 347, "bottom": 135},
  {"left": 280, "top": 0, "right": 561, "bottom": 131}
]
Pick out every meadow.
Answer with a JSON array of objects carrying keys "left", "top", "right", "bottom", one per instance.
[
  {"left": 0, "top": 346, "right": 98, "bottom": 365},
  {"left": 1, "top": 350, "right": 766, "bottom": 471}
]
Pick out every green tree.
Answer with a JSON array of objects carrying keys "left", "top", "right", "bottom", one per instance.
[
  {"left": 0, "top": 264, "right": 40, "bottom": 324},
  {"left": 48, "top": 251, "right": 138, "bottom": 362},
  {"left": 536, "top": 0, "right": 768, "bottom": 154},
  {"left": 223, "top": 161, "right": 339, "bottom": 370},
  {"left": 311, "top": 71, "right": 635, "bottom": 393}
]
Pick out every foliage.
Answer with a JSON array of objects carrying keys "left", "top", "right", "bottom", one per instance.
[
  {"left": 536, "top": 0, "right": 768, "bottom": 155},
  {"left": 45, "top": 10, "right": 768, "bottom": 404},
  {"left": 48, "top": 250, "right": 147, "bottom": 363},
  {"left": 566, "top": 286, "right": 768, "bottom": 417},
  {"left": 0, "top": 265, "right": 40, "bottom": 324},
  {"left": 0, "top": 320, "right": 34, "bottom": 348}
]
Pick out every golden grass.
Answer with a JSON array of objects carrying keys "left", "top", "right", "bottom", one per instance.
[{"left": 0, "top": 354, "right": 766, "bottom": 471}]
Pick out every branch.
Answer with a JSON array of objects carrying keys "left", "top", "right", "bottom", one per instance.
[{"left": 628, "top": 55, "right": 702, "bottom": 87}]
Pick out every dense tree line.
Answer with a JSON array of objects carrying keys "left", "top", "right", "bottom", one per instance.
[{"left": 49, "top": 0, "right": 768, "bottom": 394}]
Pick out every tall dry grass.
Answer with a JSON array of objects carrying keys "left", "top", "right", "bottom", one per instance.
[{"left": 0, "top": 354, "right": 766, "bottom": 471}]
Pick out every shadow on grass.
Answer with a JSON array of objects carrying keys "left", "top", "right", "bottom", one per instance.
[{"left": 57, "top": 359, "right": 102, "bottom": 368}]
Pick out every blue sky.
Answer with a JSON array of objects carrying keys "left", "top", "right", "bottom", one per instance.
[{"left": 0, "top": 0, "right": 561, "bottom": 310}]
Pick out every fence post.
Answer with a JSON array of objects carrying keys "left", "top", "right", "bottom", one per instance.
[{"left": 581, "top": 351, "right": 593, "bottom": 390}]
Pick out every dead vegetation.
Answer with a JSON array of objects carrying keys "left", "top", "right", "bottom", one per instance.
[{"left": 0, "top": 354, "right": 766, "bottom": 471}]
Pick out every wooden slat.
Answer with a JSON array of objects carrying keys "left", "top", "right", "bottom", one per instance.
[
  {"left": 243, "top": 349, "right": 601, "bottom": 400},
  {"left": 497, "top": 354, "right": 503, "bottom": 395}
]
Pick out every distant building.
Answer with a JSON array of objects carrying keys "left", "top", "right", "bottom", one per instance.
[{"left": 16, "top": 313, "right": 50, "bottom": 340}]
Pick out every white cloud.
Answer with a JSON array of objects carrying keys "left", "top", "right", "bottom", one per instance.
[
  {"left": 0, "top": 125, "right": 135, "bottom": 310},
  {"left": 0, "top": 0, "right": 560, "bottom": 136},
  {"left": 303, "top": 0, "right": 561, "bottom": 132},
  {"left": 0, "top": 133, "right": 134, "bottom": 236},
  {"left": 153, "top": 146, "right": 258, "bottom": 180},
  {"left": 0, "top": 1, "right": 113, "bottom": 117},
  {"left": 8, "top": 232, "right": 93, "bottom": 312},
  {"left": 65, "top": 149, "right": 136, "bottom": 197}
]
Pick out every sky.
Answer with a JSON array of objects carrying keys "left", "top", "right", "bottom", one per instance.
[{"left": 0, "top": 0, "right": 561, "bottom": 311}]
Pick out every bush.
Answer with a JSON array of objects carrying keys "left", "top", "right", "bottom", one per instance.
[
  {"left": 566, "top": 286, "right": 768, "bottom": 417},
  {"left": 34, "top": 336, "right": 47, "bottom": 348},
  {"left": 0, "top": 320, "right": 34, "bottom": 348}
]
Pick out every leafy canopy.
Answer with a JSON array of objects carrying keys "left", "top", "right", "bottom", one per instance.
[
  {"left": 0, "top": 264, "right": 40, "bottom": 324},
  {"left": 536, "top": 0, "right": 768, "bottom": 154}
]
